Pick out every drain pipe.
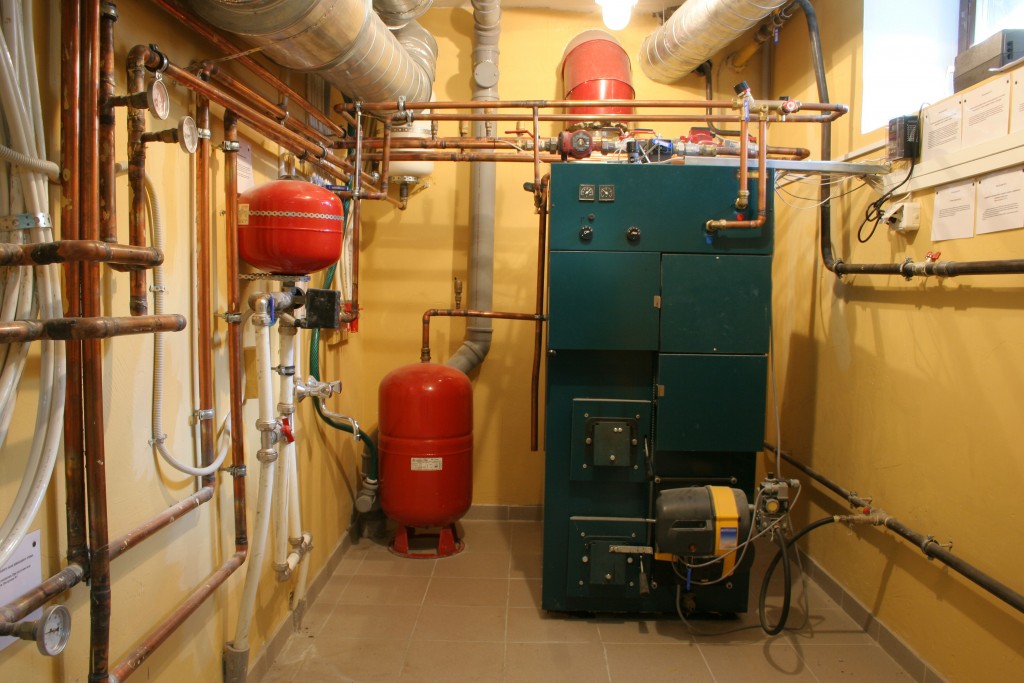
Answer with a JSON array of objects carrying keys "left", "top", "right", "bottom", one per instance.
[{"left": 447, "top": 0, "right": 500, "bottom": 375}]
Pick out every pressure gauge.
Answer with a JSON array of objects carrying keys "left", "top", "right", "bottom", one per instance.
[
  {"left": 178, "top": 116, "right": 199, "bottom": 154},
  {"left": 15, "top": 605, "right": 72, "bottom": 656},
  {"left": 147, "top": 79, "right": 170, "bottom": 121}
]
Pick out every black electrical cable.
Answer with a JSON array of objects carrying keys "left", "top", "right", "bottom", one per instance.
[
  {"left": 759, "top": 516, "right": 837, "bottom": 635},
  {"left": 856, "top": 155, "right": 916, "bottom": 243}
]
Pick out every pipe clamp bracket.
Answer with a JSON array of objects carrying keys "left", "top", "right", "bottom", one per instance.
[
  {"left": 226, "top": 464, "right": 247, "bottom": 478},
  {"left": 221, "top": 140, "right": 240, "bottom": 153},
  {"left": 273, "top": 364, "right": 295, "bottom": 376},
  {"left": 190, "top": 408, "right": 215, "bottom": 425},
  {"left": 1, "top": 212, "right": 52, "bottom": 230}
]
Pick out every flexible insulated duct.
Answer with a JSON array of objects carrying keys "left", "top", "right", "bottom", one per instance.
[
  {"left": 185, "top": 0, "right": 436, "bottom": 103},
  {"left": 639, "top": 0, "right": 788, "bottom": 84}
]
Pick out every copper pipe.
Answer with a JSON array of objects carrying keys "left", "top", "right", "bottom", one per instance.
[
  {"left": 98, "top": 3, "right": 116, "bottom": 244},
  {"left": 337, "top": 137, "right": 532, "bottom": 150},
  {"left": 136, "top": 47, "right": 362, "bottom": 185},
  {"left": 147, "top": 0, "right": 344, "bottom": 137},
  {"left": 737, "top": 115, "right": 750, "bottom": 209},
  {"left": 196, "top": 93, "right": 216, "bottom": 486},
  {"left": 719, "top": 144, "right": 810, "bottom": 159},
  {"left": 0, "top": 240, "right": 162, "bottom": 267},
  {"left": 62, "top": 0, "right": 89, "bottom": 575},
  {"left": 224, "top": 112, "right": 248, "bottom": 552},
  {"left": 530, "top": 175, "right": 550, "bottom": 452},
  {"left": 390, "top": 113, "right": 824, "bottom": 123},
  {"left": 0, "top": 566, "right": 86, "bottom": 634},
  {"left": 125, "top": 44, "right": 149, "bottom": 315},
  {"left": 106, "top": 487, "right": 214, "bottom": 561},
  {"left": 108, "top": 552, "right": 246, "bottom": 681},
  {"left": 707, "top": 117, "right": 770, "bottom": 232},
  {"left": 364, "top": 151, "right": 563, "bottom": 163},
  {"left": 207, "top": 65, "right": 335, "bottom": 146},
  {"left": 339, "top": 97, "right": 848, "bottom": 114},
  {"left": 341, "top": 192, "right": 361, "bottom": 324},
  {"left": 82, "top": 0, "right": 112, "bottom": 678},
  {"left": 421, "top": 310, "right": 545, "bottom": 363},
  {"left": 0, "top": 314, "right": 186, "bottom": 343},
  {"left": 532, "top": 108, "right": 541, "bottom": 207}
]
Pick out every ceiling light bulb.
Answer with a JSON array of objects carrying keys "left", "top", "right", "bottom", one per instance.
[{"left": 596, "top": 0, "right": 637, "bottom": 31}]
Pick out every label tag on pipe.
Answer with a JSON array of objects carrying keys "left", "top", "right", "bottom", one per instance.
[{"left": 411, "top": 457, "right": 443, "bottom": 471}]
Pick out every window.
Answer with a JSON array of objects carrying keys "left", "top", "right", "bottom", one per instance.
[
  {"left": 961, "top": 0, "right": 1024, "bottom": 50},
  {"left": 861, "top": 0, "right": 960, "bottom": 133}
]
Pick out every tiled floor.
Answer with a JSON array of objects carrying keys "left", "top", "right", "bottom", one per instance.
[{"left": 260, "top": 520, "right": 912, "bottom": 682}]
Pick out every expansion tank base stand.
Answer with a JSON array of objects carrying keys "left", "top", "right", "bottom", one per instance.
[{"left": 390, "top": 524, "right": 464, "bottom": 558}]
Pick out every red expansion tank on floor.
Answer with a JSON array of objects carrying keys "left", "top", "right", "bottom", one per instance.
[
  {"left": 237, "top": 178, "right": 344, "bottom": 276},
  {"left": 379, "top": 363, "right": 473, "bottom": 557}
]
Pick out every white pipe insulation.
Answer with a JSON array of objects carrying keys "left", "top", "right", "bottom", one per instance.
[
  {"left": 639, "top": 0, "right": 789, "bottom": 83},
  {"left": 446, "top": 0, "right": 500, "bottom": 375},
  {"left": 185, "top": 0, "right": 437, "bottom": 103}
]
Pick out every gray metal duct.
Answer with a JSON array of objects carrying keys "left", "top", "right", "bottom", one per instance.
[
  {"left": 446, "top": 0, "right": 500, "bottom": 375},
  {"left": 373, "top": 0, "right": 433, "bottom": 28},
  {"left": 640, "top": 0, "right": 788, "bottom": 84},
  {"left": 185, "top": 0, "right": 436, "bottom": 103}
]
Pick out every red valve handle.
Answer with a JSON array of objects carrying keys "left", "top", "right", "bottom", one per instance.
[{"left": 281, "top": 417, "right": 295, "bottom": 443}]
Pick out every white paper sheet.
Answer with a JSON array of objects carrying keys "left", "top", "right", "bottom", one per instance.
[
  {"left": 963, "top": 78, "right": 1011, "bottom": 148},
  {"left": 922, "top": 98, "right": 963, "bottom": 163},
  {"left": 932, "top": 180, "right": 976, "bottom": 241},
  {"left": 0, "top": 531, "right": 42, "bottom": 652},
  {"left": 237, "top": 140, "right": 255, "bottom": 193},
  {"left": 977, "top": 168, "right": 1024, "bottom": 234},
  {"left": 1010, "top": 66, "right": 1024, "bottom": 133}
]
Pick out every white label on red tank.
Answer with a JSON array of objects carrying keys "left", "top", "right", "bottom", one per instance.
[
  {"left": 411, "top": 457, "right": 443, "bottom": 471},
  {"left": 238, "top": 204, "right": 250, "bottom": 225}
]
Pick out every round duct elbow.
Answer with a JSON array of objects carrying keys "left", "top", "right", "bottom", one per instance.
[
  {"left": 561, "top": 30, "right": 635, "bottom": 123},
  {"left": 639, "top": 0, "right": 788, "bottom": 84},
  {"left": 185, "top": 0, "right": 434, "bottom": 103},
  {"left": 373, "top": 0, "right": 433, "bottom": 28}
]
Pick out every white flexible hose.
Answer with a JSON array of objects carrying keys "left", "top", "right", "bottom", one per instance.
[
  {"left": 0, "top": 0, "right": 66, "bottom": 569},
  {"left": 0, "top": 144, "right": 58, "bottom": 181}
]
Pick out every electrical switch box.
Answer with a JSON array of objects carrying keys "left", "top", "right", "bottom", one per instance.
[{"left": 883, "top": 201, "right": 921, "bottom": 232}]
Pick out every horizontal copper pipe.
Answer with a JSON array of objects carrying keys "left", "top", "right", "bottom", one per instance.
[
  {"left": 366, "top": 151, "right": 562, "bottom": 163},
  {"left": 0, "top": 314, "right": 186, "bottom": 343},
  {"left": 0, "top": 564, "right": 85, "bottom": 634},
  {"left": 421, "top": 309, "right": 545, "bottom": 363},
  {"left": 148, "top": 0, "right": 345, "bottom": 138},
  {"left": 108, "top": 551, "right": 246, "bottom": 681},
  {"left": 106, "top": 487, "right": 214, "bottom": 561},
  {"left": 338, "top": 137, "right": 537, "bottom": 150},
  {"left": 0, "top": 240, "right": 162, "bottom": 268},
  {"left": 340, "top": 98, "right": 848, "bottom": 115},
  {"left": 387, "top": 113, "right": 837, "bottom": 123}
]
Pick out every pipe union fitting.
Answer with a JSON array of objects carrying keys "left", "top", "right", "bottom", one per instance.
[
  {"left": 260, "top": 429, "right": 281, "bottom": 450},
  {"left": 278, "top": 403, "right": 296, "bottom": 416},
  {"left": 256, "top": 448, "right": 278, "bottom": 463},
  {"left": 256, "top": 418, "right": 280, "bottom": 432}
]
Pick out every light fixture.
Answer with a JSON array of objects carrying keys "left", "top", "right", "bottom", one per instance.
[{"left": 596, "top": 0, "right": 638, "bottom": 31}]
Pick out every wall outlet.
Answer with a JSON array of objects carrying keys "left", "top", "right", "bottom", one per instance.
[{"left": 884, "top": 201, "right": 921, "bottom": 232}]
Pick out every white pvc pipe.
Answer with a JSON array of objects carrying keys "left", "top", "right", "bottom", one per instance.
[
  {"left": 273, "top": 329, "right": 295, "bottom": 573},
  {"left": 232, "top": 298, "right": 278, "bottom": 652}
]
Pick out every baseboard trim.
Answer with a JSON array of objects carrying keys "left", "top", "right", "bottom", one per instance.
[{"left": 797, "top": 549, "right": 947, "bottom": 683}]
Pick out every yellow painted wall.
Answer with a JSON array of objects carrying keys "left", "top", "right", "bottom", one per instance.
[{"left": 768, "top": 2, "right": 1024, "bottom": 681}]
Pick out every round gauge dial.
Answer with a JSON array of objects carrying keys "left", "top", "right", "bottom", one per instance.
[
  {"left": 33, "top": 605, "right": 71, "bottom": 657},
  {"left": 147, "top": 80, "right": 171, "bottom": 121},
  {"left": 178, "top": 116, "right": 199, "bottom": 154}
]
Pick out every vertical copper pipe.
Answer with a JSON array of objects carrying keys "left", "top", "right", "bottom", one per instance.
[
  {"left": 224, "top": 111, "right": 248, "bottom": 551},
  {"left": 82, "top": 0, "right": 112, "bottom": 679},
  {"left": 126, "top": 45, "right": 149, "bottom": 315},
  {"left": 530, "top": 175, "right": 550, "bottom": 452},
  {"left": 98, "top": 3, "right": 116, "bottom": 244},
  {"left": 62, "top": 0, "right": 88, "bottom": 575},
  {"left": 738, "top": 114, "right": 749, "bottom": 208},
  {"left": 531, "top": 107, "right": 541, "bottom": 206},
  {"left": 758, "top": 116, "right": 768, "bottom": 218},
  {"left": 196, "top": 92, "right": 215, "bottom": 486}
]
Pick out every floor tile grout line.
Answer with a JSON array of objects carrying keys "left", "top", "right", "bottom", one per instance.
[{"left": 694, "top": 641, "right": 720, "bottom": 683}]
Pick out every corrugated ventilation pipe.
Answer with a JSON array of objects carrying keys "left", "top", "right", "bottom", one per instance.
[
  {"left": 446, "top": 0, "right": 500, "bottom": 375},
  {"left": 374, "top": 0, "right": 433, "bottom": 28},
  {"left": 184, "top": 0, "right": 436, "bottom": 103},
  {"left": 640, "top": 0, "right": 789, "bottom": 83}
]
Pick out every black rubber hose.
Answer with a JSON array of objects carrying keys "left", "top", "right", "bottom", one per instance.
[{"left": 760, "top": 516, "right": 837, "bottom": 635}]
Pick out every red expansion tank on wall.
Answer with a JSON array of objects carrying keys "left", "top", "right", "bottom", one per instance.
[
  {"left": 560, "top": 30, "right": 635, "bottom": 121},
  {"left": 379, "top": 363, "right": 473, "bottom": 557},
  {"left": 237, "top": 178, "right": 344, "bottom": 276}
]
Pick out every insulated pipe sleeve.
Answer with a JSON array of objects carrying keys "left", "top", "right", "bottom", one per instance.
[
  {"left": 640, "top": 0, "right": 789, "bottom": 83},
  {"left": 185, "top": 0, "right": 436, "bottom": 103},
  {"left": 373, "top": 0, "right": 433, "bottom": 28}
]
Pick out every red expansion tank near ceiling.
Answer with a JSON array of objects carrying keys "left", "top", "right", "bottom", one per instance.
[
  {"left": 560, "top": 29, "right": 635, "bottom": 120},
  {"left": 379, "top": 363, "right": 473, "bottom": 535},
  {"left": 237, "top": 179, "right": 344, "bottom": 276}
]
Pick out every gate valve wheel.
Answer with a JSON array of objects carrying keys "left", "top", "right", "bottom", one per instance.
[{"left": 281, "top": 417, "right": 295, "bottom": 443}]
